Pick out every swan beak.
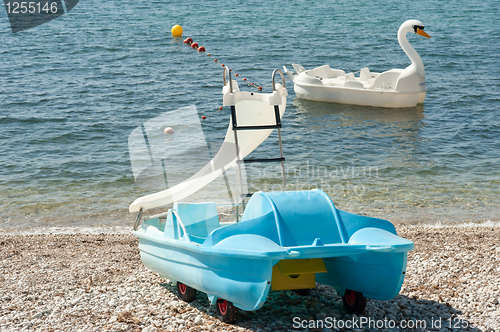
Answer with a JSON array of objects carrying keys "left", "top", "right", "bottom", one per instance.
[{"left": 416, "top": 29, "right": 431, "bottom": 38}]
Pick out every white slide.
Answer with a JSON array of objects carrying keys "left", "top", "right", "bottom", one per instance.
[{"left": 129, "top": 79, "right": 287, "bottom": 213}]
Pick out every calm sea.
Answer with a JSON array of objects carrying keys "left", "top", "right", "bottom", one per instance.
[{"left": 1, "top": 0, "right": 499, "bottom": 231}]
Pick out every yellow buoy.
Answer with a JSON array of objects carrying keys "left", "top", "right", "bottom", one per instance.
[{"left": 171, "top": 25, "right": 183, "bottom": 37}]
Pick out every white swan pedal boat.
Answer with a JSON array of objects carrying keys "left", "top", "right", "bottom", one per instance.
[{"left": 284, "top": 20, "right": 431, "bottom": 108}]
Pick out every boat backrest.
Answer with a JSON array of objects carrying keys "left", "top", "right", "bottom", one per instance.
[
  {"left": 170, "top": 202, "right": 220, "bottom": 239},
  {"left": 309, "top": 65, "right": 330, "bottom": 78},
  {"left": 206, "top": 190, "right": 279, "bottom": 245},
  {"left": 337, "top": 210, "right": 396, "bottom": 238},
  {"left": 203, "top": 210, "right": 280, "bottom": 247},
  {"left": 359, "top": 67, "right": 371, "bottom": 82},
  {"left": 345, "top": 72, "right": 356, "bottom": 81},
  {"left": 242, "top": 190, "right": 348, "bottom": 247},
  {"left": 267, "top": 190, "right": 346, "bottom": 246},
  {"left": 372, "top": 69, "right": 402, "bottom": 90},
  {"left": 292, "top": 63, "right": 306, "bottom": 73},
  {"left": 328, "top": 68, "right": 347, "bottom": 78}
]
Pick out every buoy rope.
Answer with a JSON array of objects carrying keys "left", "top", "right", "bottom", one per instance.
[
  {"left": 200, "top": 106, "right": 224, "bottom": 120},
  {"left": 181, "top": 36, "right": 267, "bottom": 121},
  {"left": 182, "top": 37, "right": 264, "bottom": 92}
]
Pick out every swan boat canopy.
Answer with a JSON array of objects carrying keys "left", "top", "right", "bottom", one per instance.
[{"left": 284, "top": 20, "right": 431, "bottom": 108}]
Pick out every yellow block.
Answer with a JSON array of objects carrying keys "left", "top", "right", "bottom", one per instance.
[
  {"left": 271, "top": 259, "right": 327, "bottom": 291},
  {"left": 277, "top": 258, "right": 327, "bottom": 275}
]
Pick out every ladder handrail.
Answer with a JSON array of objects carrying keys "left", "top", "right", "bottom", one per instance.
[
  {"left": 272, "top": 69, "right": 286, "bottom": 91},
  {"left": 223, "top": 67, "right": 233, "bottom": 94}
]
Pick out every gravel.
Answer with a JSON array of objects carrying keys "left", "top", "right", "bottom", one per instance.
[{"left": 1, "top": 225, "right": 499, "bottom": 331}]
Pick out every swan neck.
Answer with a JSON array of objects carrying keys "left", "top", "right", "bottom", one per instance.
[{"left": 398, "top": 29, "right": 425, "bottom": 77}]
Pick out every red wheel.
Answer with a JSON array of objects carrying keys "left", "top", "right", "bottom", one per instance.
[
  {"left": 215, "top": 298, "right": 238, "bottom": 323},
  {"left": 176, "top": 282, "right": 196, "bottom": 302},
  {"left": 218, "top": 299, "right": 227, "bottom": 315},
  {"left": 344, "top": 289, "right": 357, "bottom": 306},
  {"left": 178, "top": 283, "right": 186, "bottom": 294},
  {"left": 342, "top": 289, "right": 367, "bottom": 315}
]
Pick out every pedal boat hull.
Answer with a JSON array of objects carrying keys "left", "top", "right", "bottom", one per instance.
[{"left": 133, "top": 189, "right": 414, "bottom": 311}]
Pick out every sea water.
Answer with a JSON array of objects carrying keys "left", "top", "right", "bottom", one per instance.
[{"left": 1, "top": 0, "right": 499, "bottom": 231}]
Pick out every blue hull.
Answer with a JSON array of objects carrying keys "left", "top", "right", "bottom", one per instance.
[
  {"left": 133, "top": 189, "right": 413, "bottom": 311},
  {"left": 136, "top": 236, "right": 275, "bottom": 310}
]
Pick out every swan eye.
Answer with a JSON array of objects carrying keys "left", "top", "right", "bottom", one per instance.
[{"left": 413, "top": 25, "right": 425, "bottom": 33}]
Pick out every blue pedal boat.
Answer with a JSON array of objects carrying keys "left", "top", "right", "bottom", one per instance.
[
  {"left": 130, "top": 68, "right": 413, "bottom": 322},
  {"left": 132, "top": 189, "right": 414, "bottom": 322}
]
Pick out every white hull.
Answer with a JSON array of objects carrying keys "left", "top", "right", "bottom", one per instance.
[{"left": 294, "top": 83, "right": 425, "bottom": 108}]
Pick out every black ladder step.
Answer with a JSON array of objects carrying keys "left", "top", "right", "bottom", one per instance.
[
  {"left": 233, "top": 124, "right": 282, "bottom": 130},
  {"left": 236, "top": 157, "right": 285, "bottom": 164}
]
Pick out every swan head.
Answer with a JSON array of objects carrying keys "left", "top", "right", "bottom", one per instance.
[{"left": 399, "top": 19, "right": 431, "bottom": 39}]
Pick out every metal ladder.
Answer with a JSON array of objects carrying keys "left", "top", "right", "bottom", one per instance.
[{"left": 223, "top": 68, "right": 287, "bottom": 217}]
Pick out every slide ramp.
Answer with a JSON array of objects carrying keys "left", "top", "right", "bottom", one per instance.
[{"left": 129, "top": 79, "right": 287, "bottom": 213}]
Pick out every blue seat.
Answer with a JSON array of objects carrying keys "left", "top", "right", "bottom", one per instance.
[
  {"left": 165, "top": 202, "right": 220, "bottom": 242},
  {"left": 263, "top": 190, "right": 345, "bottom": 246}
]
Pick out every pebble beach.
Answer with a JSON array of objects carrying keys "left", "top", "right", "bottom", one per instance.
[
  {"left": 1, "top": 224, "right": 499, "bottom": 332},
  {"left": 2, "top": 1, "right": 500, "bottom": 331}
]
